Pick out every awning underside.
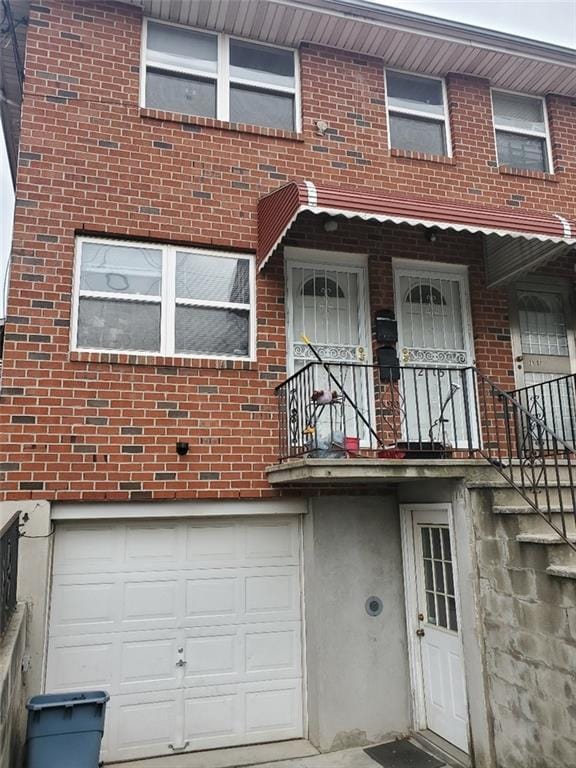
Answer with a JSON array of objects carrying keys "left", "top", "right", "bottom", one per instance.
[{"left": 257, "top": 180, "right": 576, "bottom": 287}]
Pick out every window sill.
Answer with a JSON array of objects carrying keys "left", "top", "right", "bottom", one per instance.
[
  {"left": 140, "top": 108, "right": 305, "bottom": 142},
  {"left": 498, "top": 166, "right": 558, "bottom": 183},
  {"left": 70, "top": 350, "right": 258, "bottom": 371},
  {"left": 390, "top": 147, "right": 455, "bottom": 165}
]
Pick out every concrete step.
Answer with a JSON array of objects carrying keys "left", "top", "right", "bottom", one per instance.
[
  {"left": 546, "top": 565, "right": 576, "bottom": 580},
  {"left": 491, "top": 486, "right": 576, "bottom": 507}
]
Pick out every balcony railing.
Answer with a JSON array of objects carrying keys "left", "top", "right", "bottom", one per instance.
[
  {"left": 0, "top": 514, "right": 19, "bottom": 637},
  {"left": 275, "top": 362, "right": 576, "bottom": 551},
  {"left": 510, "top": 373, "right": 576, "bottom": 452},
  {"left": 276, "top": 362, "right": 479, "bottom": 461}
]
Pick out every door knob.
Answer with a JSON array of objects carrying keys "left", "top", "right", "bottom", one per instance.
[
  {"left": 416, "top": 628, "right": 425, "bottom": 637},
  {"left": 515, "top": 356, "right": 523, "bottom": 362}
]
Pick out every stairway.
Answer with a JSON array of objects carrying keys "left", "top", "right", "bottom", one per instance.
[{"left": 491, "top": 479, "right": 576, "bottom": 580}]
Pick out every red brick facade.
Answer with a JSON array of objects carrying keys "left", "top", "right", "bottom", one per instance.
[{"left": 2, "top": 0, "right": 575, "bottom": 501}]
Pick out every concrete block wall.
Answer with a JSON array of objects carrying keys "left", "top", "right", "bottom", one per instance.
[
  {"left": 470, "top": 489, "right": 576, "bottom": 768},
  {"left": 0, "top": 605, "right": 27, "bottom": 768}
]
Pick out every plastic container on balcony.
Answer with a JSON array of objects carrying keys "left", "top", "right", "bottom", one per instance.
[{"left": 25, "top": 690, "right": 109, "bottom": 768}]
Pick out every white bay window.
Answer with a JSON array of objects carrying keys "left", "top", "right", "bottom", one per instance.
[
  {"left": 142, "top": 19, "right": 299, "bottom": 131},
  {"left": 73, "top": 238, "right": 255, "bottom": 360}
]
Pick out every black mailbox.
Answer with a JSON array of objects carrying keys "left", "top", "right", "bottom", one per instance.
[
  {"left": 375, "top": 310, "right": 398, "bottom": 344},
  {"left": 377, "top": 346, "right": 400, "bottom": 382}
]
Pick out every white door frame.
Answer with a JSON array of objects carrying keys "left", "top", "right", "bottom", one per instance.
[
  {"left": 399, "top": 503, "right": 469, "bottom": 748},
  {"left": 392, "top": 258, "right": 476, "bottom": 369},
  {"left": 509, "top": 275, "right": 576, "bottom": 390},
  {"left": 284, "top": 247, "right": 372, "bottom": 376}
]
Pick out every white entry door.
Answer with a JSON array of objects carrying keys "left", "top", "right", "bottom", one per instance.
[
  {"left": 45, "top": 517, "right": 304, "bottom": 763},
  {"left": 511, "top": 283, "right": 576, "bottom": 444},
  {"left": 403, "top": 506, "right": 468, "bottom": 753},
  {"left": 394, "top": 261, "right": 477, "bottom": 449},
  {"left": 286, "top": 252, "right": 373, "bottom": 445}
]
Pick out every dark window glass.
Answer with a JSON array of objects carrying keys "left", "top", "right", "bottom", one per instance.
[
  {"left": 146, "top": 69, "right": 216, "bottom": 117},
  {"left": 230, "top": 39, "right": 294, "bottom": 89},
  {"left": 175, "top": 306, "right": 249, "bottom": 357},
  {"left": 230, "top": 85, "right": 294, "bottom": 130},
  {"left": 78, "top": 298, "right": 161, "bottom": 352},
  {"left": 387, "top": 71, "right": 444, "bottom": 115},
  {"left": 496, "top": 130, "right": 548, "bottom": 172},
  {"left": 389, "top": 113, "right": 446, "bottom": 155}
]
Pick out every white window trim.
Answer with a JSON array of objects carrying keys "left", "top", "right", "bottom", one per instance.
[
  {"left": 490, "top": 87, "right": 554, "bottom": 173},
  {"left": 140, "top": 17, "right": 301, "bottom": 132},
  {"left": 71, "top": 236, "right": 257, "bottom": 362},
  {"left": 384, "top": 67, "right": 452, "bottom": 157}
]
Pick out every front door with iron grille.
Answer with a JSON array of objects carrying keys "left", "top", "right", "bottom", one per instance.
[
  {"left": 394, "top": 261, "right": 477, "bottom": 450},
  {"left": 511, "top": 283, "right": 576, "bottom": 444},
  {"left": 286, "top": 256, "right": 372, "bottom": 449}
]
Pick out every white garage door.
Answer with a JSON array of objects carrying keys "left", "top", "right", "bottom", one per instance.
[{"left": 46, "top": 517, "right": 304, "bottom": 763}]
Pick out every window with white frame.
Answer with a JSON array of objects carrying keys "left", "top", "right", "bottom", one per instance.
[
  {"left": 74, "top": 239, "right": 254, "bottom": 359},
  {"left": 143, "top": 19, "right": 298, "bottom": 131},
  {"left": 492, "top": 90, "right": 552, "bottom": 173},
  {"left": 386, "top": 70, "right": 450, "bottom": 156}
]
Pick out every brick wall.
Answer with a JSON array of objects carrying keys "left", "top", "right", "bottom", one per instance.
[{"left": 2, "top": 0, "right": 576, "bottom": 501}]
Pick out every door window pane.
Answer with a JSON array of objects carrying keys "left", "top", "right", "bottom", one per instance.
[
  {"left": 420, "top": 524, "right": 457, "bottom": 633},
  {"left": 80, "top": 243, "right": 162, "bottom": 296},
  {"left": 230, "top": 39, "right": 295, "bottom": 88},
  {"left": 517, "top": 291, "right": 569, "bottom": 356},
  {"left": 176, "top": 253, "right": 249, "bottom": 304},
  {"left": 146, "top": 70, "right": 216, "bottom": 117},
  {"left": 175, "top": 306, "right": 249, "bottom": 357},
  {"left": 230, "top": 85, "right": 294, "bottom": 130},
  {"left": 496, "top": 131, "right": 547, "bottom": 172},
  {"left": 389, "top": 114, "right": 446, "bottom": 155},
  {"left": 387, "top": 71, "right": 444, "bottom": 115},
  {"left": 147, "top": 22, "right": 217, "bottom": 74},
  {"left": 77, "top": 298, "right": 161, "bottom": 352}
]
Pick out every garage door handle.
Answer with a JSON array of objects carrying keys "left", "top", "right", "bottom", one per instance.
[{"left": 169, "top": 742, "right": 189, "bottom": 751}]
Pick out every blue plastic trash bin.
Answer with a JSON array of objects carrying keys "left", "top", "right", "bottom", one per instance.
[{"left": 25, "top": 691, "right": 110, "bottom": 768}]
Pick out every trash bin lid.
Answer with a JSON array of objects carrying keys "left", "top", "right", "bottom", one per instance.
[{"left": 26, "top": 691, "right": 110, "bottom": 711}]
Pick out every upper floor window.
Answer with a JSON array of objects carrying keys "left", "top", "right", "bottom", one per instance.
[
  {"left": 386, "top": 70, "right": 450, "bottom": 156},
  {"left": 143, "top": 19, "right": 299, "bottom": 131},
  {"left": 492, "top": 90, "right": 552, "bottom": 173},
  {"left": 73, "top": 238, "right": 255, "bottom": 360}
]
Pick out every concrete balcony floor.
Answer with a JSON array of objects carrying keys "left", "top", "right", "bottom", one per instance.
[{"left": 266, "top": 457, "right": 500, "bottom": 487}]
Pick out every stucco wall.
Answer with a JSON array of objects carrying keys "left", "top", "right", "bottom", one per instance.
[
  {"left": 0, "top": 605, "right": 27, "bottom": 768},
  {"left": 303, "top": 494, "right": 410, "bottom": 751}
]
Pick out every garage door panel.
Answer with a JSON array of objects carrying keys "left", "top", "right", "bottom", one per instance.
[
  {"left": 47, "top": 517, "right": 304, "bottom": 763},
  {"left": 107, "top": 691, "right": 181, "bottom": 762},
  {"left": 52, "top": 526, "right": 122, "bottom": 574},
  {"left": 245, "top": 683, "right": 302, "bottom": 737},
  {"left": 49, "top": 578, "right": 117, "bottom": 634},
  {"left": 244, "top": 521, "right": 300, "bottom": 563},
  {"left": 245, "top": 570, "right": 300, "bottom": 619},
  {"left": 45, "top": 638, "right": 114, "bottom": 691}
]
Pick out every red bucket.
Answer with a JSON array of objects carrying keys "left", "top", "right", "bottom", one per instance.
[{"left": 344, "top": 436, "right": 360, "bottom": 453}]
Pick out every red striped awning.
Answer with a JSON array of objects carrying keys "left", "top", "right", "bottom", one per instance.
[{"left": 257, "top": 180, "right": 576, "bottom": 273}]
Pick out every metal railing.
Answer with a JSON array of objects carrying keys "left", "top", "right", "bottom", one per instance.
[
  {"left": 476, "top": 371, "right": 576, "bottom": 551},
  {"left": 0, "top": 514, "right": 19, "bottom": 636},
  {"left": 275, "top": 363, "right": 576, "bottom": 551},
  {"left": 510, "top": 373, "right": 576, "bottom": 451},
  {"left": 276, "top": 362, "right": 479, "bottom": 461}
]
